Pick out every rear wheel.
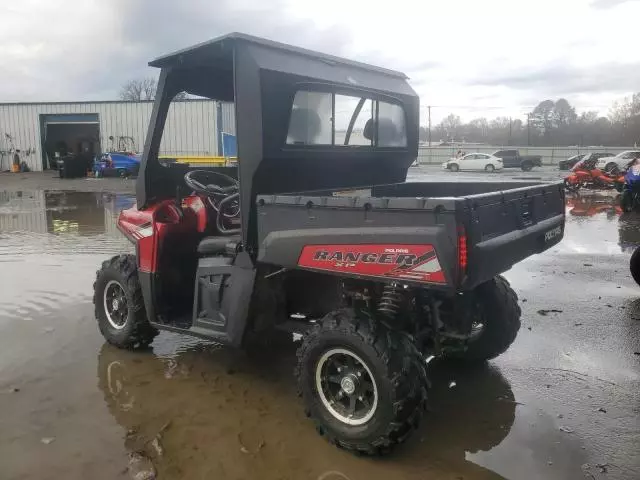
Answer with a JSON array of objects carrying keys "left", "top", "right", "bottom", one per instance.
[
  {"left": 521, "top": 162, "right": 533, "bottom": 172},
  {"left": 485, "top": 164, "right": 495, "bottom": 173},
  {"left": 446, "top": 276, "right": 521, "bottom": 362},
  {"left": 630, "top": 248, "right": 640, "bottom": 287},
  {"left": 296, "top": 308, "right": 427, "bottom": 455},
  {"left": 450, "top": 163, "right": 459, "bottom": 172},
  {"left": 93, "top": 255, "right": 157, "bottom": 349},
  {"left": 604, "top": 162, "right": 617, "bottom": 173}
]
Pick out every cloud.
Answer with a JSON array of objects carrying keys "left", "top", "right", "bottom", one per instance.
[
  {"left": 470, "top": 62, "right": 640, "bottom": 98},
  {"left": 591, "top": 0, "right": 637, "bottom": 8},
  {"left": 0, "top": 0, "right": 354, "bottom": 101},
  {"left": 1, "top": 0, "right": 640, "bottom": 123}
]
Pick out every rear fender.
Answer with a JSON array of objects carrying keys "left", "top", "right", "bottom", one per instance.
[{"left": 117, "top": 206, "right": 156, "bottom": 272}]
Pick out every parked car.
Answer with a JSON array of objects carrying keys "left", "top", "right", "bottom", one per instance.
[
  {"left": 596, "top": 151, "right": 640, "bottom": 173},
  {"left": 93, "top": 152, "right": 141, "bottom": 178},
  {"left": 491, "top": 149, "right": 542, "bottom": 171},
  {"left": 558, "top": 154, "right": 585, "bottom": 171},
  {"left": 443, "top": 153, "right": 503, "bottom": 172}
]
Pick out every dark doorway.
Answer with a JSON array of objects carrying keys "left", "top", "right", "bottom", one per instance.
[{"left": 39, "top": 114, "right": 100, "bottom": 170}]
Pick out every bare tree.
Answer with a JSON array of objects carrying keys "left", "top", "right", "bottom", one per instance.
[
  {"left": 119, "top": 78, "right": 157, "bottom": 101},
  {"left": 119, "top": 78, "right": 191, "bottom": 101}
]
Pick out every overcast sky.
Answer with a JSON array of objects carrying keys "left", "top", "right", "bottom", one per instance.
[{"left": 2, "top": 0, "right": 639, "bottom": 123}]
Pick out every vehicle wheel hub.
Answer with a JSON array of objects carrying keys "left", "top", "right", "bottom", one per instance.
[
  {"left": 315, "top": 348, "right": 378, "bottom": 426},
  {"left": 340, "top": 375, "right": 357, "bottom": 395},
  {"left": 104, "top": 280, "right": 128, "bottom": 330}
]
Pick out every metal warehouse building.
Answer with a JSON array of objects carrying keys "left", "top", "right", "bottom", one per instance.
[{"left": 0, "top": 100, "right": 235, "bottom": 172}]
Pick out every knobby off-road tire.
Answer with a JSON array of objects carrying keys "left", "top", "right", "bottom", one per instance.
[
  {"left": 296, "top": 308, "right": 428, "bottom": 455},
  {"left": 93, "top": 254, "right": 158, "bottom": 349},
  {"left": 604, "top": 162, "right": 617, "bottom": 174},
  {"left": 630, "top": 247, "right": 640, "bottom": 287},
  {"left": 448, "top": 275, "right": 521, "bottom": 362}
]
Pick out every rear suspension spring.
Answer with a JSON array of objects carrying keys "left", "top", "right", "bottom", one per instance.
[{"left": 377, "top": 283, "right": 404, "bottom": 318}]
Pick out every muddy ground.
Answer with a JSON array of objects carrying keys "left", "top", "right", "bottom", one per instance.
[{"left": 0, "top": 169, "right": 638, "bottom": 480}]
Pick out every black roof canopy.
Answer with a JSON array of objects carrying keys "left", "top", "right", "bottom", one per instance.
[
  {"left": 138, "top": 33, "right": 420, "bottom": 247},
  {"left": 149, "top": 32, "right": 407, "bottom": 79}
]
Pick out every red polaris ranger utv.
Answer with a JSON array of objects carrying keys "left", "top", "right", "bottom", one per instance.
[{"left": 94, "top": 33, "right": 565, "bottom": 455}]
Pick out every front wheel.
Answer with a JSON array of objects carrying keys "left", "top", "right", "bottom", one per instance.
[
  {"left": 485, "top": 164, "right": 495, "bottom": 173},
  {"left": 630, "top": 247, "right": 640, "bottom": 287},
  {"left": 521, "top": 162, "right": 533, "bottom": 171},
  {"left": 604, "top": 162, "right": 617, "bottom": 173},
  {"left": 93, "top": 255, "right": 157, "bottom": 349},
  {"left": 296, "top": 309, "right": 427, "bottom": 455},
  {"left": 450, "top": 163, "right": 459, "bottom": 172},
  {"left": 445, "top": 275, "right": 521, "bottom": 362}
]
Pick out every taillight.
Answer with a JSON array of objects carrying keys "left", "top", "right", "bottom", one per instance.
[{"left": 457, "top": 226, "right": 468, "bottom": 282}]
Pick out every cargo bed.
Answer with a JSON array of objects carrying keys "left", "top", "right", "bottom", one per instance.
[{"left": 256, "top": 180, "right": 565, "bottom": 291}]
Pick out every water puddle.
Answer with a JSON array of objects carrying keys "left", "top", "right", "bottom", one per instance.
[{"left": 0, "top": 190, "right": 134, "bottom": 323}]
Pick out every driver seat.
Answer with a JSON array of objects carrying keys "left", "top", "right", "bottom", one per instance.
[{"left": 197, "top": 235, "right": 241, "bottom": 256}]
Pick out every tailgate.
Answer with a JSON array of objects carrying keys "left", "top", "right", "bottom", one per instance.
[{"left": 462, "top": 181, "right": 565, "bottom": 288}]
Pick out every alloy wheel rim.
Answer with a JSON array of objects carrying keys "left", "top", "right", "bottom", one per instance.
[
  {"left": 103, "top": 280, "right": 128, "bottom": 330},
  {"left": 315, "top": 348, "right": 378, "bottom": 426}
]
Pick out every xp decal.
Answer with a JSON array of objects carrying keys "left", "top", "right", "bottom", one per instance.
[{"left": 297, "top": 244, "right": 446, "bottom": 284}]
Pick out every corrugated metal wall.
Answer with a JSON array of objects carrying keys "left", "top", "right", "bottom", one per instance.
[
  {"left": 0, "top": 100, "right": 236, "bottom": 171},
  {"left": 220, "top": 102, "right": 236, "bottom": 135}
]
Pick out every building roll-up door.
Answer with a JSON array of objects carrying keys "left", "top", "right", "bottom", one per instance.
[{"left": 40, "top": 113, "right": 100, "bottom": 170}]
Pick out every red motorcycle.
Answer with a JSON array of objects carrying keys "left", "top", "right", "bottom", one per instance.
[{"left": 564, "top": 158, "right": 624, "bottom": 192}]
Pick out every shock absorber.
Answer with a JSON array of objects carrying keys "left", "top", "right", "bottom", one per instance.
[{"left": 377, "top": 283, "right": 404, "bottom": 319}]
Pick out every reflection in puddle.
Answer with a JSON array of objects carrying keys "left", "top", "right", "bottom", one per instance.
[
  {"left": 0, "top": 190, "right": 134, "bottom": 256},
  {"left": 0, "top": 190, "right": 135, "bottom": 322},
  {"left": 96, "top": 342, "right": 519, "bottom": 479},
  {"left": 563, "top": 192, "right": 640, "bottom": 254}
]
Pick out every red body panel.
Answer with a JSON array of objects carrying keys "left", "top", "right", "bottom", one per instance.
[
  {"left": 298, "top": 244, "right": 446, "bottom": 284},
  {"left": 182, "top": 196, "right": 208, "bottom": 233},
  {"left": 117, "top": 200, "right": 200, "bottom": 273}
]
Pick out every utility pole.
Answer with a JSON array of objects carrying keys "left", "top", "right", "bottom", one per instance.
[
  {"left": 527, "top": 113, "right": 531, "bottom": 146},
  {"left": 508, "top": 117, "right": 512, "bottom": 146},
  {"left": 428, "top": 105, "right": 432, "bottom": 146}
]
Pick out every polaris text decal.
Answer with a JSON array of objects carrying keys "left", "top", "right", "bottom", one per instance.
[{"left": 297, "top": 244, "right": 446, "bottom": 284}]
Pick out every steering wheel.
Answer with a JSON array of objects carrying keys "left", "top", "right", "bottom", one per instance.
[
  {"left": 184, "top": 170, "right": 238, "bottom": 196},
  {"left": 184, "top": 170, "right": 240, "bottom": 234}
]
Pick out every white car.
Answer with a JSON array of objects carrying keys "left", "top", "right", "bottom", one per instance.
[
  {"left": 443, "top": 153, "right": 504, "bottom": 172},
  {"left": 596, "top": 151, "right": 640, "bottom": 172}
]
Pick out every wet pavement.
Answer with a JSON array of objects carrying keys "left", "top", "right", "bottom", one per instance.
[{"left": 0, "top": 179, "right": 639, "bottom": 480}]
